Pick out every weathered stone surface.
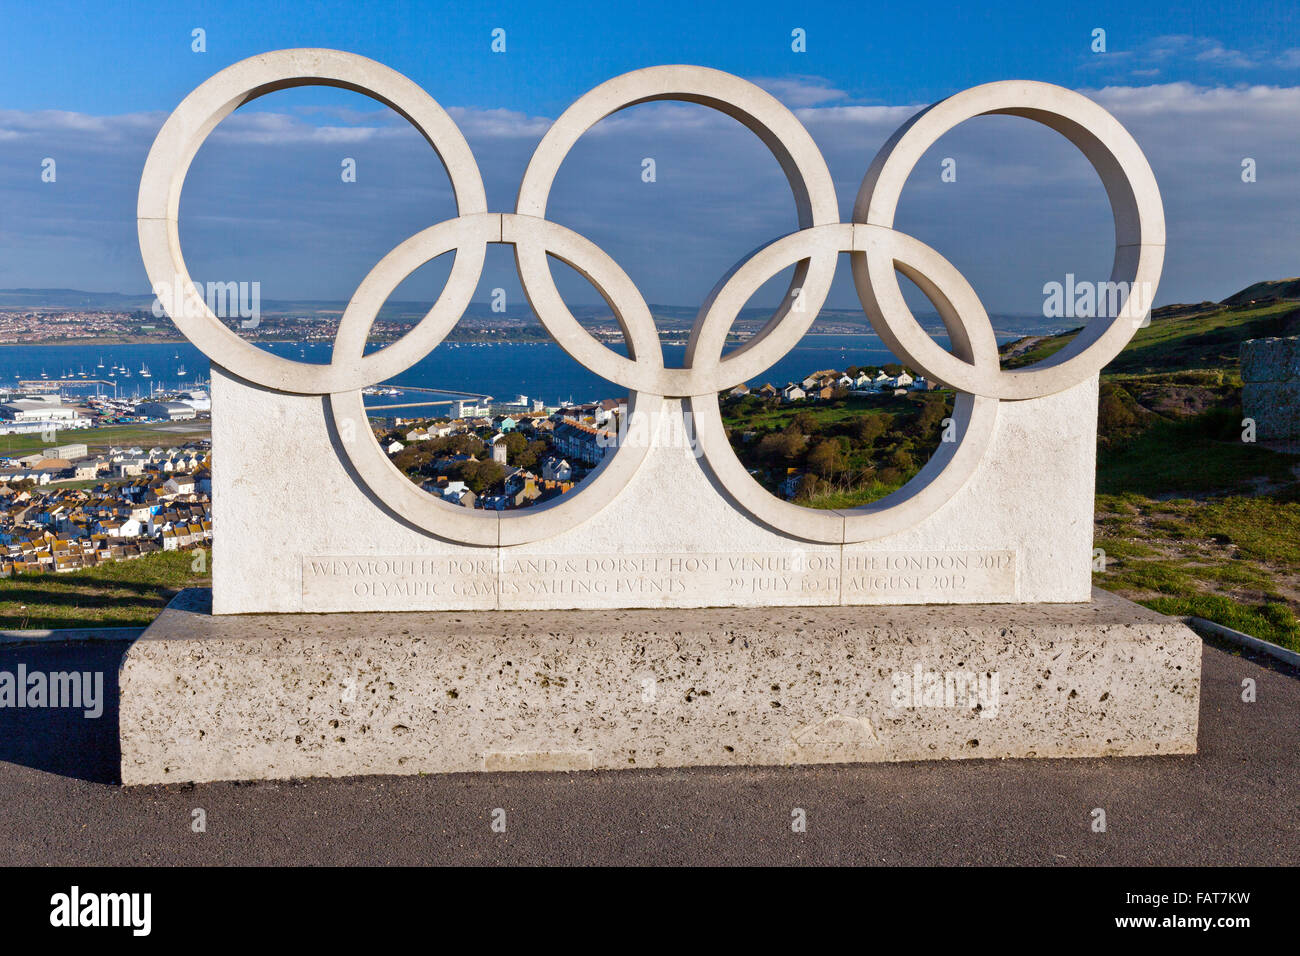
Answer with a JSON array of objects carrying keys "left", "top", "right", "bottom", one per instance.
[
  {"left": 1242, "top": 382, "right": 1300, "bottom": 440},
  {"left": 1241, "top": 335, "right": 1300, "bottom": 384},
  {"left": 119, "top": 587, "right": 1201, "bottom": 785},
  {"left": 1241, "top": 337, "right": 1300, "bottom": 440}
]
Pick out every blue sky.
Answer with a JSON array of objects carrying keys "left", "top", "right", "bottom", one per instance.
[
  {"left": 2, "top": 0, "right": 1299, "bottom": 313},
  {"left": 7, "top": 0, "right": 1300, "bottom": 113}
]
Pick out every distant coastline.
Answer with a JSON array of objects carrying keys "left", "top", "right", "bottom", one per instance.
[{"left": 1, "top": 330, "right": 1021, "bottom": 348}]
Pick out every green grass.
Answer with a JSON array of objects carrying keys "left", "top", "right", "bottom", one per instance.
[
  {"left": 0, "top": 422, "right": 211, "bottom": 458},
  {"left": 45, "top": 477, "right": 131, "bottom": 491},
  {"left": 0, "top": 550, "right": 210, "bottom": 629},
  {"left": 1094, "top": 490, "right": 1300, "bottom": 652},
  {"left": 1096, "top": 410, "right": 1297, "bottom": 496},
  {"left": 797, "top": 478, "right": 910, "bottom": 509},
  {"left": 1112, "top": 301, "right": 1298, "bottom": 374},
  {"left": 1141, "top": 593, "right": 1300, "bottom": 651},
  {"left": 1188, "top": 499, "right": 1300, "bottom": 564},
  {"left": 723, "top": 392, "right": 915, "bottom": 431},
  {"left": 1090, "top": 534, "right": 1157, "bottom": 560},
  {"left": 1004, "top": 300, "right": 1300, "bottom": 375}
]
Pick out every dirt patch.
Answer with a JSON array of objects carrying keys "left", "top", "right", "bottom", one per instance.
[
  {"left": 1000, "top": 336, "right": 1044, "bottom": 360},
  {"left": 1135, "top": 385, "right": 1224, "bottom": 418}
]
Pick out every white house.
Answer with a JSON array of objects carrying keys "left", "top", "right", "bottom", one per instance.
[
  {"left": 542, "top": 457, "right": 572, "bottom": 482},
  {"left": 440, "top": 481, "right": 476, "bottom": 506},
  {"left": 782, "top": 384, "right": 807, "bottom": 402},
  {"left": 97, "top": 517, "right": 143, "bottom": 538},
  {"left": 163, "top": 475, "right": 197, "bottom": 496}
]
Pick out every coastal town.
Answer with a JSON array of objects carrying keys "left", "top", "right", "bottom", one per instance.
[
  {"left": 0, "top": 304, "right": 881, "bottom": 346},
  {"left": 380, "top": 364, "right": 937, "bottom": 511},
  {"left": 0, "top": 307, "right": 389, "bottom": 345},
  {"left": 0, "top": 360, "right": 936, "bottom": 576}
]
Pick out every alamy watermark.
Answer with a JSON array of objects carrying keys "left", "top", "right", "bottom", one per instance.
[
  {"left": 50, "top": 886, "right": 151, "bottom": 936},
  {"left": 0, "top": 665, "right": 103, "bottom": 718},
  {"left": 152, "top": 277, "right": 261, "bottom": 328},
  {"left": 1042, "top": 274, "right": 1154, "bottom": 328},
  {"left": 891, "top": 662, "right": 1000, "bottom": 718}
]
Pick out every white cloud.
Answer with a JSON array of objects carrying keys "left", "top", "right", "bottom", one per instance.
[
  {"left": 0, "top": 81, "right": 1298, "bottom": 313},
  {"left": 751, "top": 76, "right": 849, "bottom": 108},
  {"left": 1082, "top": 33, "right": 1297, "bottom": 77}
]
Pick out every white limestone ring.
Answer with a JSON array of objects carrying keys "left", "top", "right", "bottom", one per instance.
[
  {"left": 688, "top": 222, "right": 999, "bottom": 543},
  {"left": 138, "top": 48, "right": 489, "bottom": 394},
  {"left": 515, "top": 65, "right": 840, "bottom": 398},
  {"left": 329, "top": 213, "right": 662, "bottom": 546},
  {"left": 852, "top": 80, "right": 1165, "bottom": 400}
]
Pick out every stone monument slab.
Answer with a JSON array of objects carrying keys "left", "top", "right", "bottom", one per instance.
[
  {"left": 136, "top": 52, "right": 1163, "bottom": 614},
  {"left": 117, "top": 50, "right": 1197, "bottom": 785}
]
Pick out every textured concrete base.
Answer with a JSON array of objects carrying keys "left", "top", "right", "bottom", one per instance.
[{"left": 119, "top": 588, "right": 1200, "bottom": 785}]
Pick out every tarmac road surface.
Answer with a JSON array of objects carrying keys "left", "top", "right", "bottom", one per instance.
[{"left": 0, "top": 637, "right": 1294, "bottom": 866}]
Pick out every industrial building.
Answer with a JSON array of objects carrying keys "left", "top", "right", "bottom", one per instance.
[{"left": 137, "top": 401, "right": 198, "bottom": 421}]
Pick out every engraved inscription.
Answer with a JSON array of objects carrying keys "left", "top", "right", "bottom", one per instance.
[
  {"left": 301, "top": 549, "right": 1015, "bottom": 610},
  {"left": 841, "top": 550, "right": 1016, "bottom": 604},
  {"left": 498, "top": 553, "right": 842, "bottom": 607},
  {"left": 302, "top": 556, "right": 499, "bottom": 610}
]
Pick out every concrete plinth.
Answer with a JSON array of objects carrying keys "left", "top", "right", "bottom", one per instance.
[{"left": 118, "top": 588, "right": 1200, "bottom": 785}]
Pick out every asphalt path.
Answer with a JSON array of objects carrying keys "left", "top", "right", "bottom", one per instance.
[{"left": 0, "top": 637, "right": 1295, "bottom": 866}]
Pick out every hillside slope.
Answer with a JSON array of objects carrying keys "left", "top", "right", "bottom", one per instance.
[{"left": 1002, "top": 282, "right": 1300, "bottom": 374}]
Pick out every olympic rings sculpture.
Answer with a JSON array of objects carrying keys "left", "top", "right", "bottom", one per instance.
[{"left": 138, "top": 49, "right": 1164, "bottom": 547}]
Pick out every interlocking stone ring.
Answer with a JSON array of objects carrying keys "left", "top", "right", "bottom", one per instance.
[{"left": 138, "top": 49, "right": 1164, "bottom": 546}]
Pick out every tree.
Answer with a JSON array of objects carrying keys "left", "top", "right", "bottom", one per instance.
[
  {"left": 503, "top": 431, "right": 529, "bottom": 464},
  {"left": 757, "top": 429, "right": 807, "bottom": 465},
  {"left": 807, "top": 439, "right": 846, "bottom": 478},
  {"left": 855, "top": 414, "right": 887, "bottom": 445},
  {"left": 453, "top": 459, "right": 507, "bottom": 494},
  {"left": 915, "top": 393, "right": 949, "bottom": 433},
  {"left": 888, "top": 446, "right": 915, "bottom": 472},
  {"left": 791, "top": 411, "right": 820, "bottom": 435}
]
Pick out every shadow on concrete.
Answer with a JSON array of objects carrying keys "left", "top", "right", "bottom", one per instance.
[{"left": 0, "top": 640, "right": 127, "bottom": 783}]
